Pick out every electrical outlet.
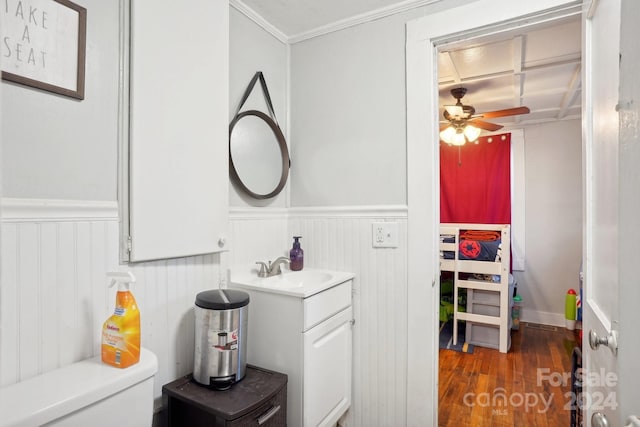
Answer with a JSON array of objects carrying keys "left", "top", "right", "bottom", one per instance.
[{"left": 372, "top": 222, "right": 398, "bottom": 248}]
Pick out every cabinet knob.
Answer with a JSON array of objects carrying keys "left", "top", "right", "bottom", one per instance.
[{"left": 218, "top": 237, "right": 226, "bottom": 248}]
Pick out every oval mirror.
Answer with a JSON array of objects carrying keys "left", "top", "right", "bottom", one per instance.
[{"left": 229, "top": 110, "right": 290, "bottom": 199}]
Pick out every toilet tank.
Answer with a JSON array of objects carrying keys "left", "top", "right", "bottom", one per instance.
[{"left": 0, "top": 348, "right": 158, "bottom": 427}]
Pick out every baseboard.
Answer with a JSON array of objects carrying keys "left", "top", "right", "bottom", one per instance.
[
  {"left": 152, "top": 400, "right": 166, "bottom": 427},
  {"left": 521, "top": 309, "right": 566, "bottom": 327}
]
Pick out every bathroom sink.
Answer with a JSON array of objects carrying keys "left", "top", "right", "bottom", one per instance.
[{"left": 230, "top": 268, "right": 354, "bottom": 298}]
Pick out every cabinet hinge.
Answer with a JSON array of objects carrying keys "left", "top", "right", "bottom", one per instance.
[{"left": 127, "top": 236, "right": 133, "bottom": 252}]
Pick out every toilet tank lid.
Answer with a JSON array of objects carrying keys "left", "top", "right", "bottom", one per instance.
[{"left": 0, "top": 347, "right": 158, "bottom": 427}]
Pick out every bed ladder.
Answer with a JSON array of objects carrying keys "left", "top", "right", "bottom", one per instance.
[{"left": 451, "top": 225, "right": 511, "bottom": 353}]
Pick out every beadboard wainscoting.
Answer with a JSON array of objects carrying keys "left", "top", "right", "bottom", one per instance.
[
  {"left": 227, "top": 208, "right": 290, "bottom": 268},
  {"left": 2, "top": 200, "right": 409, "bottom": 426},
  {"left": 230, "top": 206, "right": 409, "bottom": 427},
  {"left": 290, "top": 207, "right": 409, "bottom": 427},
  {"left": 0, "top": 199, "right": 223, "bottom": 404}
]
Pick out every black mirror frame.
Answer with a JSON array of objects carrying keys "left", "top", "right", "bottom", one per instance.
[{"left": 229, "top": 110, "right": 290, "bottom": 200}]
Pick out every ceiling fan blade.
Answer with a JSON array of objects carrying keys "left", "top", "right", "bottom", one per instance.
[
  {"left": 477, "top": 106, "right": 530, "bottom": 119},
  {"left": 468, "top": 119, "right": 503, "bottom": 131}
]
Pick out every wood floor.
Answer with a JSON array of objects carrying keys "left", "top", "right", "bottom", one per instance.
[{"left": 438, "top": 323, "right": 579, "bottom": 427}]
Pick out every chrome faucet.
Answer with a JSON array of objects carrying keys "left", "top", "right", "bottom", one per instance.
[{"left": 256, "top": 256, "right": 290, "bottom": 277}]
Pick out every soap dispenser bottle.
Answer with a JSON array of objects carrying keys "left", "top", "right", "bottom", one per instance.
[{"left": 289, "top": 236, "right": 304, "bottom": 271}]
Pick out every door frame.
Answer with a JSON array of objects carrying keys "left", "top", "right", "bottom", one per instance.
[{"left": 405, "top": 1, "right": 582, "bottom": 424}]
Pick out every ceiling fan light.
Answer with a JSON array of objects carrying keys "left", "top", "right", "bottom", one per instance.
[
  {"left": 440, "top": 125, "right": 468, "bottom": 146},
  {"left": 463, "top": 124, "right": 481, "bottom": 142},
  {"left": 439, "top": 126, "right": 457, "bottom": 144},
  {"left": 451, "top": 132, "right": 466, "bottom": 146}
]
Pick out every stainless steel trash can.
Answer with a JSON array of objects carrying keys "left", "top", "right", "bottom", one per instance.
[{"left": 193, "top": 289, "right": 249, "bottom": 390}]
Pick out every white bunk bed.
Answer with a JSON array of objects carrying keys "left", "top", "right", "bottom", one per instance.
[{"left": 440, "top": 223, "right": 512, "bottom": 353}]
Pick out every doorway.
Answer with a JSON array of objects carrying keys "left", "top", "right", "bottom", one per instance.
[
  {"left": 405, "top": 1, "right": 583, "bottom": 424},
  {"left": 435, "top": 15, "right": 583, "bottom": 424}
]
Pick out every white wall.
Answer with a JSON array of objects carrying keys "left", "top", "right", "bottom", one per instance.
[
  {"left": 515, "top": 119, "right": 583, "bottom": 325},
  {"left": 289, "top": 11, "right": 417, "bottom": 207},
  {"left": 1, "top": 0, "right": 119, "bottom": 201},
  {"left": 229, "top": 8, "right": 289, "bottom": 208},
  {"left": 288, "top": 0, "right": 472, "bottom": 207}
]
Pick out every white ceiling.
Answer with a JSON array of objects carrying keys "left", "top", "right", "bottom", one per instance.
[
  {"left": 438, "top": 16, "right": 582, "bottom": 129},
  {"left": 234, "top": 0, "right": 582, "bottom": 129}
]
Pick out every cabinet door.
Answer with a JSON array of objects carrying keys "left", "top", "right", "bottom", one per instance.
[
  {"left": 303, "top": 307, "right": 353, "bottom": 427},
  {"left": 127, "top": 0, "right": 228, "bottom": 262}
]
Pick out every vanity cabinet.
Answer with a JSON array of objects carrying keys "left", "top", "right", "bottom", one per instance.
[{"left": 232, "top": 278, "right": 353, "bottom": 427}]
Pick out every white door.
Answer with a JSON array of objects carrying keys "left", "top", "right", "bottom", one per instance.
[{"left": 583, "top": 0, "right": 640, "bottom": 426}]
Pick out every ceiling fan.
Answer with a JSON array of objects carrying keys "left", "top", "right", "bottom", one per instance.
[{"left": 439, "top": 87, "right": 530, "bottom": 145}]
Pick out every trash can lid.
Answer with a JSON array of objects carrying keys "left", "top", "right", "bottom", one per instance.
[{"left": 195, "top": 289, "right": 250, "bottom": 310}]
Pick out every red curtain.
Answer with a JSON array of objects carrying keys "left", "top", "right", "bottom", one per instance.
[{"left": 440, "top": 133, "right": 511, "bottom": 224}]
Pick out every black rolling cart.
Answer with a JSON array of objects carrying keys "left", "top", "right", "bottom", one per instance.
[{"left": 163, "top": 365, "right": 287, "bottom": 426}]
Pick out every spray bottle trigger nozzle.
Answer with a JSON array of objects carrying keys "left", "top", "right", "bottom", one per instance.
[{"left": 107, "top": 271, "right": 136, "bottom": 288}]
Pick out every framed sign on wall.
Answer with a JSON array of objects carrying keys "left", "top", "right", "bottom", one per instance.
[{"left": 1, "top": 0, "right": 87, "bottom": 99}]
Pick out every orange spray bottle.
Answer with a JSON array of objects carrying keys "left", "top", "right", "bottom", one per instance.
[{"left": 101, "top": 272, "right": 140, "bottom": 368}]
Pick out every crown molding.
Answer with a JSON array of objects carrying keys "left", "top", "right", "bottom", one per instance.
[
  {"left": 288, "top": 0, "right": 443, "bottom": 43},
  {"left": 231, "top": 0, "right": 443, "bottom": 45},
  {"left": 230, "top": 0, "right": 289, "bottom": 44}
]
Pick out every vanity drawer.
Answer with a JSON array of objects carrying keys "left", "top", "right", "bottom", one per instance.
[{"left": 303, "top": 280, "right": 352, "bottom": 331}]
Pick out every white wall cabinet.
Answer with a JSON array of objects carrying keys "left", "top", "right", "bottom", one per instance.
[
  {"left": 125, "top": 0, "right": 229, "bottom": 262},
  {"left": 234, "top": 279, "right": 353, "bottom": 427}
]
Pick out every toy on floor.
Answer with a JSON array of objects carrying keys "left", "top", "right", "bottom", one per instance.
[{"left": 440, "top": 279, "right": 466, "bottom": 322}]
